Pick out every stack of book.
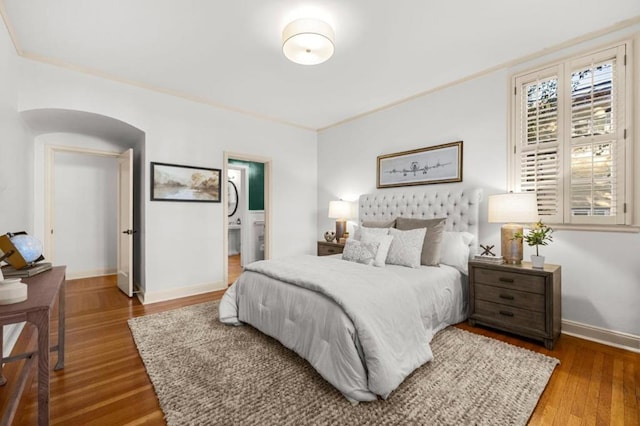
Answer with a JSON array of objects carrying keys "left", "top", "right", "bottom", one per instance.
[
  {"left": 472, "top": 255, "right": 504, "bottom": 265},
  {"left": 1, "top": 262, "right": 52, "bottom": 278}
]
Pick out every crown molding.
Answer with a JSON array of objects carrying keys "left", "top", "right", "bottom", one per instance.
[
  {"left": 318, "top": 15, "right": 640, "bottom": 132},
  {"left": 21, "top": 52, "right": 317, "bottom": 132},
  {"left": 2, "top": 2, "right": 639, "bottom": 134},
  {"left": 0, "top": 0, "right": 22, "bottom": 54}
]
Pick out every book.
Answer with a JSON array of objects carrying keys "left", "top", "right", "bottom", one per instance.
[
  {"left": 473, "top": 255, "right": 504, "bottom": 264},
  {"left": 1, "top": 262, "right": 53, "bottom": 278}
]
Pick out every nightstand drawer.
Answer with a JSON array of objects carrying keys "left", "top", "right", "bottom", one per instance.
[
  {"left": 475, "top": 283, "right": 545, "bottom": 313},
  {"left": 473, "top": 268, "right": 545, "bottom": 294},
  {"left": 317, "top": 242, "right": 345, "bottom": 256},
  {"left": 475, "top": 300, "right": 545, "bottom": 332}
]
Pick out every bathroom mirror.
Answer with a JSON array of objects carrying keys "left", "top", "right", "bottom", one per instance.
[{"left": 228, "top": 180, "right": 239, "bottom": 217}]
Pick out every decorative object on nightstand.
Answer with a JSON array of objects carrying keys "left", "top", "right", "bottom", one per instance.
[
  {"left": 317, "top": 241, "right": 345, "bottom": 256},
  {"left": 514, "top": 221, "right": 553, "bottom": 269},
  {"left": 328, "top": 200, "right": 352, "bottom": 242},
  {"left": 323, "top": 231, "right": 336, "bottom": 242},
  {"left": 468, "top": 261, "right": 561, "bottom": 349},
  {"left": 487, "top": 192, "right": 538, "bottom": 264},
  {"left": 479, "top": 244, "right": 496, "bottom": 256}
]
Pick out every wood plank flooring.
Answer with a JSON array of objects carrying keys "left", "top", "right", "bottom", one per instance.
[
  {"left": 228, "top": 254, "right": 242, "bottom": 286},
  {"left": 1, "top": 275, "right": 638, "bottom": 425}
]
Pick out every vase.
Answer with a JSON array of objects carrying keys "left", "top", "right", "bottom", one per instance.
[
  {"left": 324, "top": 231, "right": 336, "bottom": 242},
  {"left": 531, "top": 255, "right": 545, "bottom": 269}
]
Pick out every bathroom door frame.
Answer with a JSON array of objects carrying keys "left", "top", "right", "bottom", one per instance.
[
  {"left": 222, "top": 152, "right": 272, "bottom": 286},
  {"left": 227, "top": 164, "right": 250, "bottom": 265}
]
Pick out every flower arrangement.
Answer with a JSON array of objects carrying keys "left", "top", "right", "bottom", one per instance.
[{"left": 513, "top": 220, "right": 553, "bottom": 256}]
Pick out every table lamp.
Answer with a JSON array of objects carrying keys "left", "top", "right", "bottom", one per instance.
[
  {"left": 328, "top": 200, "right": 352, "bottom": 242},
  {"left": 488, "top": 193, "right": 538, "bottom": 264}
]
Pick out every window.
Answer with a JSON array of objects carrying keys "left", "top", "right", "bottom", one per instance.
[{"left": 510, "top": 42, "right": 631, "bottom": 226}]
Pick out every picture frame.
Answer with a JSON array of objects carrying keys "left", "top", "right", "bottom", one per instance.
[
  {"left": 376, "top": 141, "right": 463, "bottom": 188},
  {"left": 150, "top": 162, "right": 221, "bottom": 202}
]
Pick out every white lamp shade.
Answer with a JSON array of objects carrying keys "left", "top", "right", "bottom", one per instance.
[
  {"left": 328, "top": 200, "right": 352, "bottom": 219},
  {"left": 282, "top": 18, "right": 335, "bottom": 65},
  {"left": 488, "top": 193, "right": 539, "bottom": 223}
]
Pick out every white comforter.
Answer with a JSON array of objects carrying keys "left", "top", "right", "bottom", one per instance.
[{"left": 219, "top": 255, "right": 465, "bottom": 402}]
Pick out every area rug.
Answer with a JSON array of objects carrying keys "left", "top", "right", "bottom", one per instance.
[{"left": 128, "top": 301, "right": 559, "bottom": 425}]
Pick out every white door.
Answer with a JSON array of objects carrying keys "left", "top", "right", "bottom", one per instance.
[{"left": 117, "top": 149, "right": 134, "bottom": 297}]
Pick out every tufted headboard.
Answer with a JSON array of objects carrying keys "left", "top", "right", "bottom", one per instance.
[{"left": 358, "top": 188, "right": 483, "bottom": 254}]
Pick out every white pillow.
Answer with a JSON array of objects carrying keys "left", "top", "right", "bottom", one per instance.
[
  {"left": 386, "top": 228, "right": 427, "bottom": 268},
  {"left": 360, "top": 233, "right": 394, "bottom": 267},
  {"left": 353, "top": 225, "right": 390, "bottom": 241},
  {"left": 342, "top": 239, "right": 380, "bottom": 266},
  {"left": 439, "top": 231, "right": 474, "bottom": 274}
]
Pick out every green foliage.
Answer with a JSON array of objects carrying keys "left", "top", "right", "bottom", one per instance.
[{"left": 513, "top": 221, "right": 554, "bottom": 257}]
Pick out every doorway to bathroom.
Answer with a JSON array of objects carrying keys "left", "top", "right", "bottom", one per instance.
[{"left": 224, "top": 153, "right": 271, "bottom": 286}]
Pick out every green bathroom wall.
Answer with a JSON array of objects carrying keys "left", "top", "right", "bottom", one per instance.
[{"left": 228, "top": 159, "right": 264, "bottom": 211}]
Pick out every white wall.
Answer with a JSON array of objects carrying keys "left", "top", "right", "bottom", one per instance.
[
  {"left": 318, "top": 29, "right": 640, "bottom": 337},
  {"left": 0, "top": 21, "right": 33, "bottom": 356},
  {"left": 17, "top": 57, "right": 318, "bottom": 301},
  {"left": 53, "top": 150, "right": 118, "bottom": 278},
  {"left": 0, "top": 24, "right": 32, "bottom": 234}
]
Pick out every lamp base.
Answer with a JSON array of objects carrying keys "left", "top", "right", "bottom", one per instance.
[
  {"left": 501, "top": 223, "right": 523, "bottom": 264},
  {"left": 335, "top": 219, "right": 346, "bottom": 242}
]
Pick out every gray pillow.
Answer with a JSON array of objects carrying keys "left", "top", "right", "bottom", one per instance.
[
  {"left": 354, "top": 219, "right": 396, "bottom": 241},
  {"left": 395, "top": 217, "right": 446, "bottom": 266},
  {"left": 361, "top": 219, "right": 396, "bottom": 228}
]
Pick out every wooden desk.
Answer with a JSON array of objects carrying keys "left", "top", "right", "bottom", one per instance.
[{"left": 0, "top": 266, "right": 66, "bottom": 426}]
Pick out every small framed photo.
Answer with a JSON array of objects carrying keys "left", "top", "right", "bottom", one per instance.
[
  {"left": 377, "top": 141, "right": 463, "bottom": 188},
  {"left": 151, "top": 162, "right": 221, "bottom": 202}
]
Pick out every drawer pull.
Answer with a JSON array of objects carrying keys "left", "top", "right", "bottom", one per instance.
[
  {"left": 498, "top": 277, "right": 514, "bottom": 283},
  {"left": 499, "top": 294, "right": 514, "bottom": 300},
  {"left": 499, "top": 310, "right": 514, "bottom": 317},
  {"left": 328, "top": 249, "right": 336, "bottom": 253}
]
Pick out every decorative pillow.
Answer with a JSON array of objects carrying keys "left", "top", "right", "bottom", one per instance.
[
  {"left": 342, "top": 239, "right": 381, "bottom": 266},
  {"left": 386, "top": 228, "right": 427, "bottom": 268},
  {"left": 362, "top": 219, "right": 396, "bottom": 228},
  {"left": 360, "top": 233, "right": 394, "bottom": 267},
  {"left": 439, "top": 231, "right": 475, "bottom": 274},
  {"left": 396, "top": 217, "right": 447, "bottom": 266},
  {"left": 353, "top": 225, "right": 391, "bottom": 241}
]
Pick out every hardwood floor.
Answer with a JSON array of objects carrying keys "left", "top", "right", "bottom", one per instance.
[
  {"left": 1, "top": 275, "right": 638, "bottom": 425},
  {"left": 228, "top": 254, "right": 242, "bottom": 286}
]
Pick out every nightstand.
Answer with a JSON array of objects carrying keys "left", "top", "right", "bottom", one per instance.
[
  {"left": 468, "top": 261, "right": 561, "bottom": 349},
  {"left": 317, "top": 241, "right": 345, "bottom": 256}
]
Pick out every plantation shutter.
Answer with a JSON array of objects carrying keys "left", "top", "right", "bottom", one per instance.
[
  {"left": 514, "top": 67, "right": 563, "bottom": 223},
  {"left": 566, "top": 46, "right": 626, "bottom": 224}
]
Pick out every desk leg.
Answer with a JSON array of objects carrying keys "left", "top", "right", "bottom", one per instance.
[
  {"left": 55, "top": 280, "right": 65, "bottom": 371},
  {"left": 27, "top": 310, "right": 50, "bottom": 426}
]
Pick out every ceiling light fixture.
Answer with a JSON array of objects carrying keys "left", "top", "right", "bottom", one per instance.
[{"left": 282, "top": 18, "right": 335, "bottom": 65}]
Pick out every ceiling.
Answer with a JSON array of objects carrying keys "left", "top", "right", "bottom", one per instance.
[{"left": 2, "top": 1, "right": 639, "bottom": 131}]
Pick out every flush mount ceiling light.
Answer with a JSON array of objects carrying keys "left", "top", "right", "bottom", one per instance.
[{"left": 282, "top": 18, "right": 335, "bottom": 65}]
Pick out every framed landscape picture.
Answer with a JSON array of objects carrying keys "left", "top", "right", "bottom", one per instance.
[
  {"left": 377, "top": 141, "right": 463, "bottom": 188},
  {"left": 151, "top": 162, "right": 221, "bottom": 202}
]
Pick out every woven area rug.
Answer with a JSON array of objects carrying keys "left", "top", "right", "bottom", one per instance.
[{"left": 128, "top": 301, "right": 559, "bottom": 425}]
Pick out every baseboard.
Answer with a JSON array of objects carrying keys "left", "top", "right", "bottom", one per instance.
[
  {"left": 562, "top": 319, "right": 640, "bottom": 354},
  {"left": 140, "top": 281, "right": 224, "bottom": 305},
  {"left": 2, "top": 322, "right": 25, "bottom": 358},
  {"left": 66, "top": 268, "right": 117, "bottom": 280}
]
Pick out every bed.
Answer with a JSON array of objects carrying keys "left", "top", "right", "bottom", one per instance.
[{"left": 219, "top": 188, "right": 482, "bottom": 402}]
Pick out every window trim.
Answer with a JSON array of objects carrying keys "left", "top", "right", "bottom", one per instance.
[{"left": 508, "top": 38, "right": 635, "bottom": 229}]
